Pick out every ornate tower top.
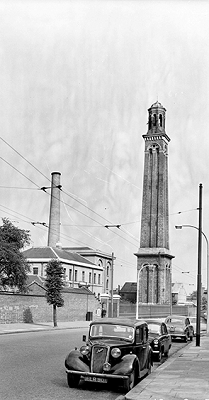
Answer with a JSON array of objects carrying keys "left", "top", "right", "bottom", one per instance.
[{"left": 144, "top": 101, "right": 170, "bottom": 142}]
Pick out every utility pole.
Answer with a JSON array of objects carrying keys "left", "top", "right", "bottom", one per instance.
[
  {"left": 111, "top": 252, "right": 114, "bottom": 318},
  {"left": 196, "top": 183, "right": 203, "bottom": 346}
]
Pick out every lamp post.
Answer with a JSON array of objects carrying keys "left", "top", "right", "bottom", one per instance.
[
  {"left": 136, "top": 264, "right": 157, "bottom": 319},
  {"left": 175, "top": 181, "right": 203, "bottom": 346},
  {"left": 105, "top": 225, "right": 119, "bottom": 318},
  {"left": 175, "top": 224, "right": 209, "bottom": 335}
]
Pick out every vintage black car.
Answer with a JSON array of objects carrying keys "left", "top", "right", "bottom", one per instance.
[
  {"left": 65, "top": 318, "right": 152, "bottom": 392},
  {"left": 165, "top": 315, "right": 194, "bottom": 341},
  {"left": 146, "top": 319, "right": 172, "bottom": 361}
]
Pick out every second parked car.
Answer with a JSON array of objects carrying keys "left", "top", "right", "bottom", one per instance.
[{"left": 146, "top": 319, "right": 172, "bottom": 361}]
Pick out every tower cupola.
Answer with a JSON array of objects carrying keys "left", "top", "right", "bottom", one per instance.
[{"left": 147, "top": 101, "right": 166, "bottom": 135}]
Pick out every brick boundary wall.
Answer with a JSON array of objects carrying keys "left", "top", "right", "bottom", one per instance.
[{"left": 0, "top": 291, "right": 102, "bottom": 324}]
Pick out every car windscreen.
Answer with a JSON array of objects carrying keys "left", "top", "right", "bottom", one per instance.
[
  {"left": 168, "top": 319, "right": 184, "bottom": 325},
  {"left": 90, "top": 324, "right": 134, "bottom": 341},
  {"left": 147, "top": 324, "right": 161, "bottom": 335}
]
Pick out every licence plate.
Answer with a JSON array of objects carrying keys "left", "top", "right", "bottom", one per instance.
[{"left": 84, "top": 377, "right": 108, "bottom": 383}]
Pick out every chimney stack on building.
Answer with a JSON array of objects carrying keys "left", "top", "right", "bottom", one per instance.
[{"left": 47, "top": 172, "right": 61, "bottom": 247}]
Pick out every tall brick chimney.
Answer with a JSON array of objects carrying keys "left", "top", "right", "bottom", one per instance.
[
  {"left": 135, "top": 102, "right": 174, "bottom": 305},
  {"left": 47, "top": 172, "right": 61, "bottom": 247}
]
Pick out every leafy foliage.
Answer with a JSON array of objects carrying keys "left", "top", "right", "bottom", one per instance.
[
  {"left": 0, "top": 218, "right": 31, "bottom": 292},
  {"left": 45, "top": 259, "right": 64, "bottom": 307}
]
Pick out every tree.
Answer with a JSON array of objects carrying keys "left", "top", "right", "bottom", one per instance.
[
  {"left": 0, "top": 218, "right": 31, "bottom": 292},
  {"left": 45, "top": 259, "right": 65, "bottom": 327}
]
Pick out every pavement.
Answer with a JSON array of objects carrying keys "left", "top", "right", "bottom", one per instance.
[
  {"left": 0, "top": 320, "right": 90, "bottom": 334},
  {"left": 0, "top": 321, "right": 209, "bottom": 400},
  {"left": 124, "top": 334, "right": 209, "bottom": 400}
]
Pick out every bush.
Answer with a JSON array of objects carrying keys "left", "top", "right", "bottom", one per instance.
[{"left": 23, "top": 307, "right": 33, "bottom": 323}]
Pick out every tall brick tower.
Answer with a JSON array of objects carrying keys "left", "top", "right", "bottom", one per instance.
[{"left": 135, "top": 101, "right": 174, "bottom": 304}]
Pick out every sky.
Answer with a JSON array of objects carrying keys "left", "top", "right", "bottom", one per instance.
[{"left": 0, "top": 0, "right": 208, "bottom": 295}]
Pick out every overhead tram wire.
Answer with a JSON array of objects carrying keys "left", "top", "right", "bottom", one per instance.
[
  {"left": 0, "top": 137, "right": 201, "bottom": 246},
  {"left": 0, "top": 140, "right": 138, "bottom": 247},
  {"left": 0, "top": 156, "right": 41, "bottom": 189},
  {"left": 61, "top": 188, "right": 139, "bottom": 244},
  {"left": 0, "top": 201, "right": 138, "bottom": 269},
  {"left": 0, "top": 186, "right": 38, "bottom": 190},
  {"left": 0, "top": 136, "right": 50, "bottom": 183}
]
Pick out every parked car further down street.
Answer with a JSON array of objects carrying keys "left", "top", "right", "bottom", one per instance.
[
  {"left": 146, "top": 319, "right": 172, "bottom": 362},
  {"left": 164, "top": 315, "right": 194, "bottom": 342},
  {"left": 65, "top": 318, "right": 152, "bottom": 392},
  {"left": 189, "top": 316, "right": 207, "bottom": 336}
]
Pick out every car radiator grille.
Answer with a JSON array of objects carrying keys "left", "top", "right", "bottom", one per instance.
[{"left": 91, "top": 345, "right": 108, "bottom": 373}]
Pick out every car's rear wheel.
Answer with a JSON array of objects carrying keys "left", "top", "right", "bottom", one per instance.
[
  {"left": 147, "top": 354, "right": 152, "bottom": 375},
  {"left": 164, "top": 348, "right": 169, "bottom": 357},
  {"left": 67, "top": 373, "right": 80, "bottom": 388}
]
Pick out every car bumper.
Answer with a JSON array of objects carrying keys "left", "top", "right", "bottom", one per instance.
[
  {"left": 170, "top": 333, "right": 186, "bottom": 339},
  {"left": 65, "top": 368, "right": 129, "bottom": 381},
  {"left": 151, "top": 349, "right": 160, "bottom": 354}
]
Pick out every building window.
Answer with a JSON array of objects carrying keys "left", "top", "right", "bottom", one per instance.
[
  {"left": 75, "top": 270, "right": 78, "bottom": 282},
  {"left": 159, "top": 114, "right": 163, "bottom": 127},
  {"left": 63, "top": 268, "right": 66, "bottom": 278},
  {"left": 82, "top": 271, "right": 85, "bottom": 282},
  {"left": 106, "top": 279, "right": 109, "bottom": 290},
  {"left": 107, "top": 263, "right": 111, "bottom": 277},
  {"left": 69, "top": 269, "right": 72, "bottom": 281},
  {"left": 89, "top": 272, "right": 92, "bottom": 283},
  {"left": 33, "top": 267, "right": 38, "bottom": 275},
  {"left": 98, "top": 259, "right": 103, "bottom": 267},
  {"left": 94, "top": 273, "right": 96, "bottom": 284},
  {"left": 98, "top": 274, "right": 101, "bottom": 285}
]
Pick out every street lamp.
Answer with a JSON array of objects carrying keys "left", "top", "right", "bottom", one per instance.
[
  {"left": 136, "top": 264, "right": 157, "bottom": 319},
  {"left": 175, "top": 224, "right": 209, "bottom": 334},
  {"left": 136, "top": 265, "right": 148, "bottom": 319}
]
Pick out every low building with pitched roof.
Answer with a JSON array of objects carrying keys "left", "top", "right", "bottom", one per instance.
[{"left": 23, "top": 246, "right": 103, "bottom": 298}]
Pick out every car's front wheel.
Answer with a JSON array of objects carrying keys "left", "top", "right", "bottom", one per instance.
[
  {"left": 124, "top": 367, "right": 137, "bottom": 392},
  {"left": 156, "top": 350, "right": 162, "bottom": 362},
  {"left": 67, "top": 373, "right": 80, "bottom": 388}
]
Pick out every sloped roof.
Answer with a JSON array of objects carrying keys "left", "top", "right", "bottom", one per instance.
[
  {"left": 150, "top": 100, "right": 164, "bottom": 108},
  {"left": 120, "top": 282, "right": 137, "bottom": 293},
  {"left": 26, "top": 275, "right": 45, "bottom": 286},
  {"left": 172, "top": 283, "right": 187, "bottom": 294},
  {"left": 23, "top": 247, "right": 95, "bottom": 266},
  {"left": 64, "top": 246, "right": 112, "bottom": 259}
]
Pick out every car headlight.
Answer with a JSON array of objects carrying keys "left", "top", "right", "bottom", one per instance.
[
  {"left": 80, "top": 345, "right": 90, "bottom": 356},
  {"left": 153, "top": 339, "right": 159, "bottom": 345},
  {"left": 111, "top": 347, "right": 121, "bottom": 358}
]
